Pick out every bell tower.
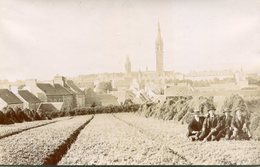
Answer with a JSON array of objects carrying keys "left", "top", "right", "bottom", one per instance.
[{"left": 156, "top": 22, "right": 164, "bottom": 75}]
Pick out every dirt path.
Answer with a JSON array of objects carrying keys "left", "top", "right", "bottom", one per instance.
[
  {"left": 59, "top": 114, "right": 190, "bottom": 165},
  {"left": 114, "top": 113, "right": 260, "bottom": 165}
]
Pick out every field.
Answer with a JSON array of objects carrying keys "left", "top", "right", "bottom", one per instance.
[{"left": 0, "top": 113, "right": 259, "bottom": 165}]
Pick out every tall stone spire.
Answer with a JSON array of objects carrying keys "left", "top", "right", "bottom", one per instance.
[{"left": 156, "top": 21, "right": 164, "bottom": 75}]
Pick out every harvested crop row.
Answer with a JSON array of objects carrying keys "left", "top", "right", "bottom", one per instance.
[
  {"left": 115, "top": 113, "right": 260, "bottom": 165},
  {"left": 0, "top": 116, "right": 71, "bottom": 139},
  {"left": 59, "top": 114, "right": 189, "bottom": 165},
  {"left": 0, "top": 115, "right": 93, "bottom": 165}
]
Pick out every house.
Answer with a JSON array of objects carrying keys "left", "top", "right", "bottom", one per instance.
[
  {"left": 24, "top": 79, "right": 74, "bottom": 112},
  {"left": 17, "top": 90, "right": 41, "bottom": 111},
  {"left": 37, "top": 103, "right": 59, "bottom": 113},
  {"left": 0, "top": 89, "right": 23, "bottom": 110},
  {"left": 53, "top": 76, "right": 85, "bottom": 108},
  {"left": 37, "top": 83, "right": 73, "bottom": 111},
  {"left": 65, "top": 80, "right": 85, "bottom": 108}
]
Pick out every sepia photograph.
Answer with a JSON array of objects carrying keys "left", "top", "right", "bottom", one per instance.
[{"left": 0, "top": 0, "right": 260, "bottom": 165}]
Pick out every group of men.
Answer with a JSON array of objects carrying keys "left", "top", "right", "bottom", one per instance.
[{"left": 187, "top": 106, "right": 252, "bottom": 141}]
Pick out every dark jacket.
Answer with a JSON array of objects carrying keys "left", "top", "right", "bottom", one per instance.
[
  {"left": 202, "top": 115, "right": 220, "bottom": 131},
  {"left": 219, "top": 115, "right": 233, "bottom": 129},
  {"left": 188, "top": 116, "right": 205, "bottom": 132},
  {"left": 231, "top": 116, "right": 249, "bottom": 131}
]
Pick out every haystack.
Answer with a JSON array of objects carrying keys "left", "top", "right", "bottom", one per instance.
[
  {"left": 23, "top": 108, "right": 34, "bottom": 120},
  {"left": 0, "top": 110, "right": 12, "bottom": 124},
  {"left": 14, "top": 107, "right": 31, "bottom": 122},
  {"left": 246, "top": 99, "right": 260, "bottom": 140},
  {"left": 4, "top": 107, "right": 20, "bottom": 123},
  {"left": 221, "top": 94, "right": 249, "bottom": 117},
  {"left": 180, "top": 96, "right": 214, "bottom": 124}
]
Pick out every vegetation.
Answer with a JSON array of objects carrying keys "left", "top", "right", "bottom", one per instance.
[{"left": 0, "top": 104, "right": 140, "bottom": 125}]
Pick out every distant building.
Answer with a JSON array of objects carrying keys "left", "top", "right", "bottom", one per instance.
[
  {"left": 24, "top": 79, "right": 74, "bottom": 111},
  {"left": 66, "top": 80, "right": 85, "bottom": 108},
  {"left": 53, "top": 76, "right": 85, "bottom": 108},
  {"left": 0, "top": 89, "right": 23, "bottom": 110},
  {"left": 37, "top": 103, "right": 59, "bottom": 113},
  {"left": 235, "top": 69, "right": 249, "bottom": 89},
  {"left": 185, "top": 70, "right": 234, "bottom": 81},
  {"left": 17, "top": 90, "right": 41, "bottom": 111},
  {"left": 156, "top": 22, "right": 164, "bottom": 75},
  {"left": 125, "top": 56, "right": 131, "bottom": 75}
]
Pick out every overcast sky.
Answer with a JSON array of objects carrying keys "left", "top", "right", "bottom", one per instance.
[{"left": 1, "top": 0, "right": 260, "bottom": 81}]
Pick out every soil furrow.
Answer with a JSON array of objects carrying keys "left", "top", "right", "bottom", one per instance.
[
  {"left": 43, "top": 115, "right": 94, "bottom": 165},
  {"left": 0, "top": 117, "right": 73, "bottom": 140},
  {"left": 112, "top": 114, "right": 192, "bottom": 164},
  {"left": 0, "top": 121, "right": 58, "bottom": 140}
]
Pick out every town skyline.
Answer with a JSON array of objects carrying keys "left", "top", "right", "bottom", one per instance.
[{"left": 1, "top": 0, "right": 260, "bottom": 81}]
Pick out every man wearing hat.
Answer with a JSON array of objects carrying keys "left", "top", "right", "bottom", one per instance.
[
  {"left": 231, "top": 107, "right": 252, "bottom": 140},
  {"left": 187, "top": 109, "right": 205, "bottom": 141},
  {"left": 199, "top": 105, "right": 221, "bottom": 141},
  {"left": 215, "top": 107, "right": 233, "bottom": 141}
]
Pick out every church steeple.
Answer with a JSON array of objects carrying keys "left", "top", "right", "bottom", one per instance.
[
  {"left": 157, "top": 22, "right": 162, "bottom": 40},
  {"left": 156, "top": 21, "right": 164, "bottom": 75}
]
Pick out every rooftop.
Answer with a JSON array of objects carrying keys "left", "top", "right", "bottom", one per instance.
[
  {"left": 18, "top": 90, "right": 41, "bottom": 103},
  {"left": 0, "top": 89, "right": 23, "bottom": 104}
]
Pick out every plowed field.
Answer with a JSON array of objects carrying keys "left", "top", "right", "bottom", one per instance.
[{"left": 0, "top": 113, "right": 259, "bottom": 165}]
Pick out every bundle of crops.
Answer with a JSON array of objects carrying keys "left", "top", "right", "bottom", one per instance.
[
  {"left": 23, "top": 108, "right": 35, "bottom": 120},
  {"left": 23, "top": 109, "right": 43, "bottom": 121},
  {"left": 160, "top": 99, "right": 176, "bottom": 120},
  {"left": 139, "top": 102, "right": 152, "bottom": 117},
  {"left": 0, "top": 110, "right": 6, "bottom": 124},
  {"left": 32, "top": 110, "right": 43, "bottom": 120},
  {"left": 38, "top": 112, "right": 52, "bottom": 120},
  {"left": 249, "top": 113, "right": 260, "bottom": 140},
  {"left": 221, "top": 94, "right": 249, "bottom": 117},
  {"left": 161, "top": 98, "right": 189, "bottom": 121},
  {"left": 0, "top": 110, "right": 13, "bottom": 124},
  {"left": 13, "top": 107, "right": 32, "bottom": 122},
  {"left": 146, "top": 104, "right": 157, "bottom": 118},
  {"left": 67, "top": 110, "right": 76, "bottom": 116},
  {"left": 180, "top": 96, "right": 215, "bottom": 124},
  {"left": 246, "top": 99, "right": 260, "bottom": 114},
  {"left": 3, "top": 107, "right": 20, "bottom": 123},
  {"left": 85, "top": 107, "right": 95, "bottom": 115},
  {"left": 245, "top": 99, "right": 260, "bottom": 140},
  {"left": 127, "top": 104, "right": 140, "bottom": 112},
  {"left": 163, "top": 104, "right": 177, "bottom": 120},
  {"left": 56, "top": 111, "right": 66, "bottom": 117},
  {"left": 132, "top": 104, "right": 140, "bottom": 112},
  {"left": 172, "top": 100, "right": 190, "bottom": 122},
  {"left": 151, "top": 101, "right": 165, "bottom": 119},
  {"left": 93, "top": 106, "right": 103, "bottom": 114}
]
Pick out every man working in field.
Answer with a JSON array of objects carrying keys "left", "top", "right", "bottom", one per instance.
[
  {"left": 231, "top": 108, "right": 252, "bottom": 140},
  {"left": 199, "top": 106, "right": 220, "bottom": 141},
  {"left": 187, "top": 109, "right": 205, "bottom": 141},
  {"left": 215, "top": 107, "right": 233, "bottom": 141}
]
